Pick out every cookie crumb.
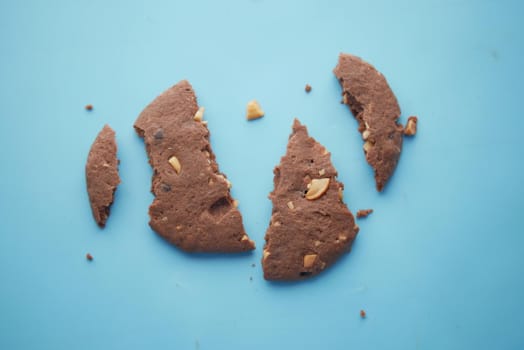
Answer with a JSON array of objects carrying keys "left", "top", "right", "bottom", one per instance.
[
  {"left": 251, "top": 263, "right": 255, "bottom": 268},
  {"left": 360, "top": 309, "right": 366, "bottom": 318},
  {"left": 305, "top": 84, "right": 312, "bottom": 93},
  {"left": 85, "top": 104, "right": 93, "bottom": 111},
  {"left": 404, "top": 116, "right": 418, "bottom": 136},
  {"left": 86, "top": 253, "right": 93, "bottom": 261},
  {"left": 249, "top": 276, "right": 253, "bottom": 281},
  {"left": 356, "top": 209, "right": 373, "bottom": 218}
]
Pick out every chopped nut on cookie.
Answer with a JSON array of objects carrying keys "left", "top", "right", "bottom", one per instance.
[
  {"left": 168, "top": 156, "right": 181, "bottom": 174},
  {"left": 193, "top": 106, "right": 205, "bottom": 122},
  {"left": 305, "top": 178, "right": 330, "bottom": 200}
]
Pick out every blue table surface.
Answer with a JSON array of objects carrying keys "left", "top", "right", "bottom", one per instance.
[{"left": 1, "top": 0, "right": 523, "bottom": 349}]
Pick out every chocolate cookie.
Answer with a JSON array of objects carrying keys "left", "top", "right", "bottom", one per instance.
[
  {"left": 262, "top": 119, "right": 359, "bottom": 281},
  {"left": 85, "top": 124, "right": 120, "bottom": 227},
  {"left": 134, "top": 80, "right": 255, "bottom": 253},
  {"left": 334, "top": 53, "right": 404, "bottom": 191}
]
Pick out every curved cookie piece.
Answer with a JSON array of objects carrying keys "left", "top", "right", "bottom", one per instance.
[
  {"left": 262, "top": 119, "right": 359, "bottom": 281},
  {"left": 334, "top": 53, "right": 404, "bottom": 191},
  {"left": 86, "top": 125, "right": 121, "bottom": 227},
  {"left": 134, "top": 80, "right": 255, "bottom": 253}
]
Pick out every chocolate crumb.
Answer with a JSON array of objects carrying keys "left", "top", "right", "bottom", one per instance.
[
  {"left": 360, "top": 309, "right": 366, "bottom": 318},
  {"left": 86, "top": 253, "right": 93, "bottom": 261},
  {"left": 249, "top": 276, "right": 253, "bottom": 281},
  {"left": 85, "top": 104, "right": 93, "bottom": 111},
  {"left": 305, "top": 84, "right": 312, "bottom": 93},
  {"left": 356, "top": 209, "right": 373, "bottom": 218},
  {"left": 251, "top": 263, "right": 255, "bottom": 268}
]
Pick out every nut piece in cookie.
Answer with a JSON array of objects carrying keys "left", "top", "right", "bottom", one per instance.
[
  {"left": 85, "top": 124, "right": 121, "bottom": 228},
  {"left": 134, "top": 80, "right": 255, "bottom": 253},
  {"left": 262, "top": 119, "right": 358, "bottom": 281},
  {"left": 334, "top": 53, "right": 404, "bottom": 191}
]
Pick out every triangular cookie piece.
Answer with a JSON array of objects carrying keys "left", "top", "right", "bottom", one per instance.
[
  {"left": 262, "top": 119, "right": 359, "bottom": 280},
  {"left": 134, "top": 80, "right": 255, "bottom": 252},
  {"left": 334, "top": 53, "right": 404, "bottom": 191},
  {"left": 86, "top": 124, "right": 120, "bottom": 228}
]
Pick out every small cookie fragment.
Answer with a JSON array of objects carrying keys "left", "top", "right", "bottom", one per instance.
[
  {"left": 360, "top": 310, "right": 366, "bottom": 318},
  {"left": 85, "top": 104, "right": 93, "bottom": 111},
  {"left": 356, "top": 209, "right": 373, "bottom": 218},
  {"left": 85, "top": 125, "right": 121, "bottom": 228},
  {"left": 134, "top": 80, "right": 255, "bottom": 253},
  {"left": 305, "top": 84, "right": 312, "bottom": 93},
  {"left": 86, "top": 253, "right": 93, "bottom": 261},
  {"left": 334, "top": 53, "right": 405, "bottom": 192},
  {"left": 404, "top": 116, "right": 418, "bottom": 136},
  {"left": 262, "top": 119, "right": 358, "bottom": 281},
  {"left": 246, "top": 100, "right": 265, "bottom": 120}
]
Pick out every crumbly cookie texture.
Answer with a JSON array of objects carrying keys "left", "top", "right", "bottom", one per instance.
[
  {"left": 334, "top": 53, "right": 404, "bottom": 191},
  {"left": 134, "top": 80, "right": 255, "bottom": 253},
  {"left": 262, "top": 119, "right": 358, "bottom": 281}
]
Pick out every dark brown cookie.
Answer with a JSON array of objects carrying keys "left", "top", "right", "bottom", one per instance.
[
  {"left": 334, "top": 53, "right": 404, "bottom": 191},
  {"left": 134, "top": 80, "right": 255, "bottom": 253},
  {"left": 85, "top": 124, "right": 120, "bottom": 227},
  {"left": 262, "top": 119, "right": 359, "bottom": 281}
]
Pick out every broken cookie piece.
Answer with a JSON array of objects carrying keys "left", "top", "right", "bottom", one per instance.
[
  {"left": 262, "top": 119, "right": 359, "bottom": 281},
  {"left": 85, "top": 124, "right": 121, "bottom": 227},
  {"left": 134, "top": 80, "right": 255, "bottom": 253},
  {"left": 334, "top": 53, "right": 404, "bottom": 191}
]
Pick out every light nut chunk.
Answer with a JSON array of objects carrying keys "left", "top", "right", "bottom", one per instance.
[
  {"left": 216, "top": 174, "right": 232, "bottom": 189},
  {"left": 362, "top": 129, "right": 370, "bottom": 140},
  {"left": 363, "top": 141, "right": 373, "bottom": 153},
  {"left": 246, "top": 100, "right": 265, "bottom": 120},
  {"left": 263, "top": 249, "right": 270, "bottom": 261},
  {"left": 194, "top": 106, "right": 205, "bottom": 122},
  {"left": 168, "top": 156, "right": 181, "bottom": 174},
  {"left": 287, "top": 201, "right": 295, "bottom": 210},
  {"left": 404, "top": 116, "right": 418, "bottom": 136},
  {"left": 303, "top": 254, "right": 317, "bottom": 268},
  {"left": 305, "top": 178, "right": 330, "bottom": 200}
]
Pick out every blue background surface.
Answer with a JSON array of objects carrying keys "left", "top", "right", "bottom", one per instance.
[{"left": 1, "top": 0, "right": 523, "bottom": 349}]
